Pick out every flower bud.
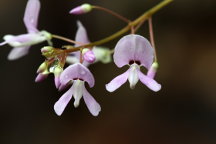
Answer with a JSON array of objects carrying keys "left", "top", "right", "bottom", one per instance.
[
  {"left": 69, "top": 4, "right": 92, "bottom": 15},
  {"left": 37, "top": 62, "right": 47, "bottom": 73},
  {"left": 35, "top": 73, "right": 49, "bottom": 82},
  {"left": 41, "top": 46, "right": 53, "bottom": 53},
  {"left": 83, "top": 49, "right": 96, "bottom": 63},
  {"left": 147, "top": 62, "right": 158, "bottom": 79}
]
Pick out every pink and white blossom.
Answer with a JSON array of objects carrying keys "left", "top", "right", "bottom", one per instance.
[
  {"left": 106, "top": 34, "right": 161, "bottom": 92},
  {"left": 54, "top": 63, "right": 101, "bottom": 116}
]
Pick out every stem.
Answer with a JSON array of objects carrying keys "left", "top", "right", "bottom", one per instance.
[
  {"left": 54, "top": 0, "right": 173, "bottom": 55},
  {"left": 134, "top": 19, "right": 146, "bottom": 33},
  {"left": 92, "top": 5, "right": 131, "bottom": 23},
  {"left": 52, "top": 34, "right": 83, "bottom": 45},
  {"left": 148, "top": 17, "right": 157, "bottom": 62}
]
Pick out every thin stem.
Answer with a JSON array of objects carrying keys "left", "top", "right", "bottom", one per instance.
[
  {"left": 53, "top": 0, "right": 173, "bottom": 55},
  {"left": 148, "top": 17, "right": 157, "bottom": 62},
  {"left": 92, "top": 5, "right": 131, "bottom": 23},
  {"left": 134, "top": 19, "right": 146, "bottom": 33},
  {"left": 52, "top": 34, "right": 83, "bottom": 45}
]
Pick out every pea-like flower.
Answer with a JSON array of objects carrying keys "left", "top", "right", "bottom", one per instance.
[
  {"left": 0, "top": 0, "right": 51, "bottom": 60},
  {"left": 106, "top": 34, "right": 161, "bottom": 92},
  {"left": 54, "top": 63, "right": 101, "bottom": 116}
]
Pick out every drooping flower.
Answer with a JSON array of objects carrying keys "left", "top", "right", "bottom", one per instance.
[
  {"left": 0, "top": 0, "right": 52, "bottom": 60},
  {"left": 54, "top": 63, "right": 101, "bottom": 116},
  {"left": 106, "top": 34, "right": 161, "bottom": 92},
  {"left": 66, "top": 21, "right": 111, "bottom": 65}
]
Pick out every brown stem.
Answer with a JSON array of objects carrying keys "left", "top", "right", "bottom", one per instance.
[{"left": 93, "top": 5, "right": 131, "bottom": 23}]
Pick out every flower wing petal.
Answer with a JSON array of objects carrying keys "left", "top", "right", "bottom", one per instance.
[
  {"left": 60, "top": 63, "right": 94, "bottom": 87},
  {"left": 54, "top": 86, "right": 73, "bottom": 116},
  {"left": 83, "top": 87, "right": 101, "bottom": 116},
  {"left": 7, "top": 46, "right": 30, "bottom": 60},
  {"left": 24, "top": 0, "right": 40, "bottom": 33},
  {"left": 106, "top": 69, "right": 129, "bottom": 92},
  {"left": 137, "top": 70, "right": 161, "bottom": 92},
  {"left": 114, "top": 34, "right": 154, "bottom": 69}
]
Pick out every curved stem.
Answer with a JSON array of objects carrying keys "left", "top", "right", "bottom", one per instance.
[
  {"left": 52, "top": 34, "right": 83, "bottom": 45},
  {"left": 53, "top": 0, "right": 173, "bottom": 55},
  {"left": 92, "top": 5, "right": 131, "bottom": 23}
]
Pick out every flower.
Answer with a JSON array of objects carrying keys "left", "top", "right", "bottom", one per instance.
[
  {"left": 54, "top": 63, "right": 101, "bottom": 116},
  {"left": 0, "top": 0, "right": 51, "bottom": 60},
  {"left": 66, "top": 21, "right": 111, "bottom": 65},
  {"left": 106, "top": 34, "right": 161, "bottom": 92}
]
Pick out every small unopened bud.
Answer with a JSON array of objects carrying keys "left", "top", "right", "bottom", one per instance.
[
  {"left": 53, "top": 66, "right": 63, "bottom": 77},
  {"left": 83, "top": 49, "right": 96, "bottom": 63},
  {"left": 37, "top": 62, "right": 47, "bottom": 73},
  {"left": 69, "top": 3, "right": 92, "bottom": 15},
  {"left": 35, "top": 73, "right": 48, "bottom": 82},
  {"left": 147, "top": 62, "right": 159, "bottom": 79},
  {"left": 41, "top": 46, "right": 53, "bottom": 53}
]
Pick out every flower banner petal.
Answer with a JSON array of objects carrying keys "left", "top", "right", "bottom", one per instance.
[
  {"left": 60, "top": 63, "right": 95, "bottom": 87},
  {"left": 114, "top": 34, "right": 154, "bottom": 69}
]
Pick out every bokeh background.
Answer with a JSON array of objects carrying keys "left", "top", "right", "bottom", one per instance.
[{"left": 0, "top": 0, "right": 216, "bottom": 144}]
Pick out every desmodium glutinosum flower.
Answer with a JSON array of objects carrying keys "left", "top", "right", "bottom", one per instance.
[
  {"left": 106, "top": 34, "right": 161, "bottom": 92},
  {"left": 0, "top": 0, "right": 51, "bottom": 60},
  {"left": 54, "top": 63, "right": 101, "bottom": 116}
]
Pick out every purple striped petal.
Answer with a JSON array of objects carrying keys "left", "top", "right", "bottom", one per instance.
[
  {"left": 24, "top": 0, "right": 40, "bottom": 33},
  {"left": 83, "top": 87, "right": 101, "bottom": 116},
  {"left": 114, "top": 34, "right": 154, "bottom": 69},
  {"left": 54, "top": 86, "right": 73, "bottom": 116},
  {"left": 8, "top": 47, "right": 30, "bottom": 60},
  {"left": 60, "top": 63, "right": 94, "bottom": 88},
  {"left": 137, "top": 69, "right": 161, "bottom": 92},
  {"left": 106, "top": 69, "right": 129, "bottom": 92}
]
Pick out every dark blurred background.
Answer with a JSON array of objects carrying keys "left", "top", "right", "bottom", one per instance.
[{"left": 0, "top": 0, "right": 216, "bottom": 144}]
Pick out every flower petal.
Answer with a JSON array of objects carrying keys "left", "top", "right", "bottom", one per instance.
[
  {"left": 75, "top": 21, "right": 90, "bottom": 46},
  {"left": 83, "top": 87, "right": 101, "bottom": 116},
  {"left": 54, "top": 86, "right": 73, "bottom": 116},
  {"left": 24, "top": 0, "right": 40, "bottom": 33},
  {"left": 137, "top": 70, "right": 161, "bottom": 92},
  {"left": 106, "top": 69, "right": 129, "bottom": 92},
  {"left": 8, "top": 47, "right": 30, "bottom": 60},
  {"left": 60, "top": 63, "right": 95, "bottom": 87},
  {"left": 114, "top": 34, "right": 154, "bottom": 69}
]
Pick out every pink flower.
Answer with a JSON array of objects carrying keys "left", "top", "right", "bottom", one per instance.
[
  {"left": 106, "top": 34, "right": 161, "bottom": 92},
  {"left": 0, "top": 0, "right": 51, "bottom": 60},
  {"left": 54, "top": 63, "right": 101, "bottom": 116}
]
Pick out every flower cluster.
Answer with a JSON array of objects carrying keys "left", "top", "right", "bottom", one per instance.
[{"left": 0, "top": 0, "right": 172, "bottom": 116}]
